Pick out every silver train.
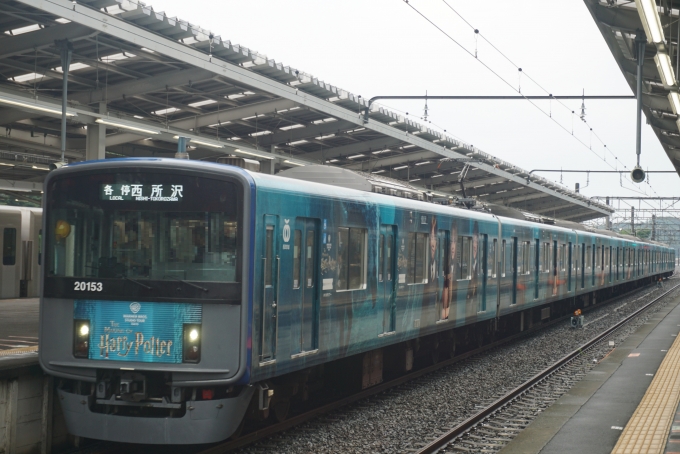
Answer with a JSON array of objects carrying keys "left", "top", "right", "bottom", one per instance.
[{"left": 0, "top": 206, "right": 42, "bottom": 298}]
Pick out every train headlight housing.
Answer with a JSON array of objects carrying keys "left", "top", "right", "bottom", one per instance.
[
  {"left": 73, "top": 320, "right": 90, "bottom": 358},
  {"left": 183, "top": 324, "right": 201, "bottom": 363}
]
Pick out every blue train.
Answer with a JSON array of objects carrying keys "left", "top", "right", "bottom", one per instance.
[{"left": 39, "top": 158, "right": 675, "bottom": 444}]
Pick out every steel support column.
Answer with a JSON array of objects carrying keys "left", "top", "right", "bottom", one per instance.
[{"left": 86, "top": 102, "right": 106, "bottom": 161}]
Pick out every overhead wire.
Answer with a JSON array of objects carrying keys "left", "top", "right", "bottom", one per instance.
[
  {"left": 439, "top": 0, "right": 627, "bottom": 169},
  {"left": 402, "top": 0, "right": 620, "bottom": 174}
]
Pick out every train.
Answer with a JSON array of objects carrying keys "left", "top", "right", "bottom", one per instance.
[
  {"left": 0, "top": 205, "right": 42, "bottom": 298},
  {"left": 38, "top": 158, "right": 675, "bottom": 444}
]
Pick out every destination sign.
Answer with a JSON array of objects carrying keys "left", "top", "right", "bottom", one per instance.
[{"left": 100, "top": 184, "right": 184, "bottom": 202}]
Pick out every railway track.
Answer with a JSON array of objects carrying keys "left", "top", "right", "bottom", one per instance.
[{"left": 414, "top": 281, "right": 680, "bottom": 454}]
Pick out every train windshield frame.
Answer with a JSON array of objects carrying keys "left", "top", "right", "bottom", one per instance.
[{"left": 43, "top": 169, "right": 244, "bottom": 302}]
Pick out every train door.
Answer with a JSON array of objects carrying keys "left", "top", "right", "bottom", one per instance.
[
  {"left": 293, "top": 218, "right": 319, "bottom": 354},
  {"left": 260, "top": 215, "right": 279, "bottom": 363},
  {"left": 379, "top": 225, "right": 397, "bottom": 332},
  {"left": 0, "top": 211, "right": 21, "bottom": 298},
  {"left": 436, "top": 229, "right": 449, "bottom": 321}
]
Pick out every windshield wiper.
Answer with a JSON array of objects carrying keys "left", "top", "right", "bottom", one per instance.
[
  {"left": 164, "top": 276, "right": 208, "bottom": 293},
  {"left": 119, "top": 275, "right": 152, "bottom": 290}
]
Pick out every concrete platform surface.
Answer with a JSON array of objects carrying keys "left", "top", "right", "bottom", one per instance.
[{"left": 0, "top": 298, "right": 39, "bottom": 352}]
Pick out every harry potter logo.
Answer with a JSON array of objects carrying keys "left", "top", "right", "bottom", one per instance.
[{"left": 98, "top": 333, "right": 173, "bottom": 358}]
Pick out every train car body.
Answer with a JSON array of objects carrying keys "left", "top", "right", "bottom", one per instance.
[
  {"left": 39, "top": 159, "right": 675, "bottom": 444},
  {"left": 0, "top": 206, "right": 42, "bottom": 298}
]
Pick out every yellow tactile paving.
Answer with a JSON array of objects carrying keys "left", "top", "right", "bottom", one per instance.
[
  {"left": 612, "top": 331, "right": 680, "bottom": 454},
  {"left": 0, "top": 345, "right": 38, "bottom": 356}
]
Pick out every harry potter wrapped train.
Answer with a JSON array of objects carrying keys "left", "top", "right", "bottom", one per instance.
[{"left": 39, "top": 158, "right": 674, "bottom": 444}]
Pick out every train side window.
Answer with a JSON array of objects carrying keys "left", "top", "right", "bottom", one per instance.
[
  {"left": 379, "top": 234, "right": 384, "bottom": 282},
  {"left": 408, "top": 232, "right": 428, "bottom": 284},
  {"left": 38, "top": 229, "right": 42, "bottom": 266},
  {"left": 387, "top": 234, "right": 394, "bottom": 281},
  {"left": 264, "top": 226, "right": 273, "bottom": 286},
  {"left": 3, "top": 228, "right": 16, "bottom": 266},
  {"left": 337, "top": 227, "right": 367, "bottom": 290},
  {"left": 586, "top": 246, "right": 592, "bottom": 270},
  {"left": 522, "top": 241, "right": 531, "bottom": 275},
  {"left": 501, "top": 240, "right": 506, "bottom": 278},
  {"left": 293, "top": 230, "right": 301, "bottom": 288},
  {"left": 306, "top": 230, "right": 315, "bottom": 288},
  {"left": 457, "top": 235, "right": 471, "bottom": 280},
  {"left": 491, "top": 239, "right": 497, "bottom": 278}
]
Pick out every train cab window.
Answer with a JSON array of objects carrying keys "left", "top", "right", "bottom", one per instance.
[
  {"left": 293, "top": 230, "right": 301, "bottom": 288},
  {"left": 457, "top": 235, "right": 472, "bottom": 280},
  {"left": 46, "top": 174, "right": 243, "bottom": 284},
  {"left": 337, "top": 227, "right": 367, "bottom": 290},
  {"left": 408, "top": 232, "right": 429, "bottom": 284},
  {"left": 3, "top": 228, "right": 16, "bottom": 266}
]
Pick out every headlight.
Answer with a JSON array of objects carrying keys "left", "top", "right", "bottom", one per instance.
[
  {"left": 73, "top": 319, "right": 90, "bottom": 358},
  {"left": 183, "top": 324, "right": 201, "bottom": 363}
]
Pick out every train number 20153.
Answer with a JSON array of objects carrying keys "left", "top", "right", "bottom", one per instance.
[{"left": 74, "top": 281, "right": 103, "bottom": 292}]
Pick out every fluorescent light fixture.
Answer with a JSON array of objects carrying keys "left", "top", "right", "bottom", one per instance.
[
  {"left": 636, "top": 0, "right": 664, "bottom": 44},
  {"left": 347, "top": 154, "right": 365, "bottom": 159},
  {"left": 415, "top": 161, "right": 432, "bottom": 166},
  {"left": 393, "top": 165, "right": 408, "bottom": 170},
  {"left": 284, "top": 160, "right": 305, "bottom": 167},
  {"left": 190, "top": 139, "right": 224, "bottom": 149},
  {"left": 0, "top": 163, "right": 15, "bottom": 167},
  {"left": 97, "top": 118, "right": 159, "bottom": 135},
  {"left": 654, "top": 53, "right": 676, "bottom": 86},
  {"left": 0, "top": 95, "right": 76, "bottom": 117},
  {"left": 409, "top": 178, "right": 420, "bottom": 182},
  {"left": 232, "top": 148, "right": 275, "bottom": 160},
  {"left": 669, "top": 92, "right": 680, "bottom": 114}
]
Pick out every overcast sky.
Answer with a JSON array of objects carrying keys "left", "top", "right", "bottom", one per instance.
[{"left": 157, "top": 0, "right": 678, "bottom": 214}]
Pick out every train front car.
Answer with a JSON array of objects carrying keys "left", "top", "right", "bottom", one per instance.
[{"left": 39, "top": 159, "right": 255, "bottom": 444}]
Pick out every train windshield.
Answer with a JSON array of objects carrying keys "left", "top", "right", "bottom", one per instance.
[{"left": 45, "top": 171, "right": 242, "bottom": 283}]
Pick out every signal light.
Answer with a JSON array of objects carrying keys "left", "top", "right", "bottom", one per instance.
[
  {"left": 631, "top": 166, "right": 645, "bottom": 183},
  {"left": 73, "top": 319, "right": 90, "bottom": 358},
  {"left": 183, "top": 324, "right": 201, "bottom": 363}
]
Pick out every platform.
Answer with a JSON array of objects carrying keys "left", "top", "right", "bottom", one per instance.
[
  {"left": 500, "top": 288, "right": 680, "bottom": 454},
  {"left": 0, "top": 298, "right": 39, "bottom": 357}
]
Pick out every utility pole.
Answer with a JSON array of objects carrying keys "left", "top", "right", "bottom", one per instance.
[{"left": 631, "top": 206, "right": 636, "bottom": 236}]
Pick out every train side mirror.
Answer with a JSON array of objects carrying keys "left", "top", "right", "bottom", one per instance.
[{"left": 630, "top": 166, "right": 645, "bottom": 183}]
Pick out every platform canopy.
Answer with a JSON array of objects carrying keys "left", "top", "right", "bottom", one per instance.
[
  {"left": 585, "top": 0, "right": 680, "bottom": 175},
  {"left": 0, "top": 0, "right": 613, "bottom": 221}
]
